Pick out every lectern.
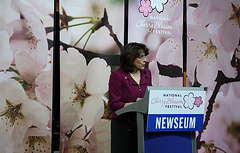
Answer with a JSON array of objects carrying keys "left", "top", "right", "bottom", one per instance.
[{"left": 116, "top": 86, "right": 205, "bottom": 153}]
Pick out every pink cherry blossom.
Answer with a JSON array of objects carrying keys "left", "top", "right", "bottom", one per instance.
[
  {"left": 35, "top": 47, "right": 55, "bottom": 108},
  {"left": 191, "top": 0, "right": 240, "bottom": 52},
  {"left": 0, "top": 32, "right": 13, "bottom": 71},
  {"left": 25, "top": 0, "right": 54, "bottom": 27},
  {"left": 0, "top": 79, "right": 49, "bottom": 151},
  {"left": 21, "top": 127, "right": 52, "bottom": 153},
  {"left": 64, "top": 119, "right": 111, "bottom": 153},
  {"left": 194, "top": 96, "right": 203, "bottom": 107},
  {"left": 9, "top": 0, "right": 48, "bottom": 68},
  {"left": 60, "top": 101, "right": 79, "bottom": 135},
  {"left": 15, "top": 51, "right": 44, "bottom": 84},
  {"left": 35, "top": 47, "right": 111, "bottom": 141},
  {"left": 60, "top": 48, "right": 111, "bottom": 127},
  {"left": 64, "top": 127, "right": 94, "bottom": 153},
  {"left": 139, "top": 0, "right": 153, "bottom": 17},
  {"left": 35, "top": 71, "right": 52, "bottom": 108},
  {"left": 192, "top": 0, "right": 231, "bottom": 26},
  {"left": 3, "top": 0, "right": 51, "bottom": 102},
  {"left": 0, "top": 19, "right": 14, "bottom": 71},
  {"left": 187, "top": 25, "right": 237, "bottom": 87},
  {"left": 149, "top": 38, "right": 183, "bottom": 87},
  {"left": 88, "top": 119, "right": 111, "bottom": 153}
]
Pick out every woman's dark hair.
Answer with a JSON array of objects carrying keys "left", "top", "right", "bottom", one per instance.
[{"left": 120, "top": 42, "right": 149, "bottom": 73}]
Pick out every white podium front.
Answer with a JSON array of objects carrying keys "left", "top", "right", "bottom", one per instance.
[{"left": 116, "top": 86, "right": 206, "bottom": 153}]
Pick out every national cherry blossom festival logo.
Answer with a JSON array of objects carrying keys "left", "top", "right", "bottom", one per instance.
[
  {"left": 138, "top": 0, "right": 168, "bottom": 17},
  {"left": 183, "top": 92, "right": 203, "bottom": 110}
]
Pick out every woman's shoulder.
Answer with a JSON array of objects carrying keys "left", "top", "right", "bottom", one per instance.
[
  {"left": 143, "top": 68, "right": 151, "bottom": 73},
  {"left": 112, "top": 67, "right": 127, "bottom": 73},
  {"left": 110, "top": 67, "right": 127, "bottom": 78}
]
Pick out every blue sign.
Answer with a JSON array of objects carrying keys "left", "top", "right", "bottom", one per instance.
[{"left": 147, "top": 114, "right": 204, "bottom": 132}]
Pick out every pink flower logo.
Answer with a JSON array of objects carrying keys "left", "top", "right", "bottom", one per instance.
[
  {"left": 194, "top": 96, "right": 203, "bottom": 107},
  {"left": 139, "top": 0, "right": 153, "bottom": 17}
]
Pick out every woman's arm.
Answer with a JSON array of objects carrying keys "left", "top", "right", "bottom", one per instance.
[{"left": 108, "top": 71, "right": 125, "bottom": 112}]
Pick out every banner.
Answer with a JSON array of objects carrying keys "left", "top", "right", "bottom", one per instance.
[
  {"left": 0, "top": 0, "right": 53, "bottom": 152},
  {"left": 187, "top": 0, "right": 240, "bottom": 152},
  {"left": 128, "top": 0, "right": 184, "bottom": 87},
  {"left": 59, "top": 0, "right": 124, "bottom": 152}
]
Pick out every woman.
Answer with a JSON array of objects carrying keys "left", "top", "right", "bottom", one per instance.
[{"left": 109, "top": 42, "right": 152, "bottom": 153}]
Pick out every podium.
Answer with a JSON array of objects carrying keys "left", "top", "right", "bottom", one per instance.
[{"left": 116, "top": 86, "right": 205, "bottom": 153}]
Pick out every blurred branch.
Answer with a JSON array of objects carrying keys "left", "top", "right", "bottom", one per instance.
[
  {"left": 47, "top": 39, "right": 120, "bottom": 66},
  {"left": 197, "top": 48, "right": 240, "bottom": 149},
  {"left": 95, "top": 8, "right": 123, "bottom": 52},
  {"left": 196, "top": 70, "right": 240, "bottom": 149},
  {"left": 157, "top": 62, "right": 183, "bottom": 78},
  {"left": 189, "top": 3, "right": 199, "bottom": 8},
  {"left": 47, "top": 8, "right": 123, "bottom": 52},
  {"left": 46, "top": 8, "right": 123, "bottom": 66}
]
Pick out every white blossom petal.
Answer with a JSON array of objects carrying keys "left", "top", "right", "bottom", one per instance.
[
  {"left": 21, "top": 100, "right": 50, "bottom": 129},
  {"left": 0, "top": 0, "right": 19, "bottom": 24},
  {"left": 86, "top": 58, "right": 110, "bottom": 94},
  {"left": 89, "top": 119, "right": 111, "bottom": 153},
  {"left": 0, "top": 19, "right": 13, "bottom": 35},
  {"left": 0, "top": 79, "right": 34, "bottom": 146},
  {"left": 61, "top": 48, "right": 87, "bottom": 85},
  {"left": 0, "top": 31, "right": 13, "bottom": 71},
  {"left": 60, "top": 72, "right": 75, "bottom": 102},
  {"left": 15, "top": 51, "right": 43, "bottom": 84},
  {"left": 196, "top": 55, "right": 219, "bottom": 87},
  {"left": 188, "top": 25, "right": 211, "bottom": 42},
  {"left": 0, "top": 79, "right": 28, "bottom": 102},
  {"left": 149, "top": 60, "right": 160, "bottom": 86},
  {"left": 217, "top": 48, "right": 237, "bottom": 78},
  {"left": 35, "top": 71, "right": 52, "bottom": 107},
  {"left": 156, "top": 38, "right": 183, "bottom": 66},
  {"left": 218, "top": 20, "right": 240, "bottom": 52},
  {"left": 159, "top": 75, "right": 183, "bottom": 87},
  {"left": 232, "top": 82, "right": 240, "bottom": 99},
  {"left": 60, "top": 101, "right": 79, "bottom": 134},
  {"left": 79, "top": 96, "right": 104, "bottom": 127}
]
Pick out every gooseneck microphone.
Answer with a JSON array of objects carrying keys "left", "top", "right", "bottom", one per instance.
[{"left": 143, "top": 71, "right": 152, "bottom": 86}]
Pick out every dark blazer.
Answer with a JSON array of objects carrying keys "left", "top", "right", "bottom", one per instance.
[{"left": 108, "top": 67, "right": 152, "bottom": 119}]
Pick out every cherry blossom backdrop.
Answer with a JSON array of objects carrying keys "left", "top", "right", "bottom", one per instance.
[
  {"left": 58, "top": 0, "right": 124, "bottom": 153},
  {"left": 128, "top": 0, "right": 184, "bottom": 87},
  {"left": 0, "top": 0, "right": 53, "bottom": 152},
  {"left": 187, "top": 0, "right": 240, "bottom": 153},
  {"left": 0, "top": 0, "right": 240, "bottom": 153},
  {"left": 128, "top": 0, "right": 240, "bottom": 153}
]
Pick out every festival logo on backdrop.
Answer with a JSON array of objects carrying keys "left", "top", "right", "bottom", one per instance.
[
  {"left": 136, "top": 0, "right": 172, "bottom": 36},
  {"left": 138, "top": 0, "right": 168, "bottom": 17}
]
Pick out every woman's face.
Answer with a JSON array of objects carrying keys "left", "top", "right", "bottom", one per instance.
[{"left": 133, "top": 49, "right": 147, "bottom": 71}]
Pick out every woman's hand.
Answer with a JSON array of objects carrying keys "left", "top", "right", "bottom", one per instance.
[
  {"left": 124, "top": 102, "right": 134, "bottom": 107},
  {"left": 124, "top": 98, "right": 143, "bottom": 107},
  {"left": 136, "top": 98, "right": 142, "bottom": 101}
]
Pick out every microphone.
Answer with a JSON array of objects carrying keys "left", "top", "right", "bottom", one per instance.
[{"left": 143, "top": 71, "right": 152, "bottom": 86}]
